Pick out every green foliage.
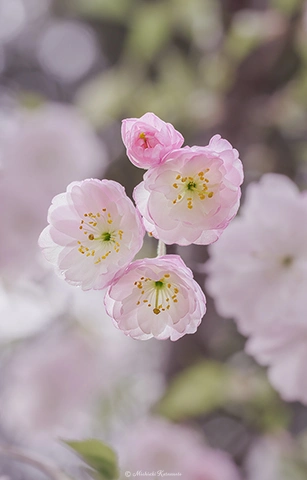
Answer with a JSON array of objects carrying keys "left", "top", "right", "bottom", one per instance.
[
  {"left": 65, "top": 439, "right": 119, "bottom": 480},
  {"left": 170, "top": 0, "right": 220, "bottom": 42},
  {"left": 76, "top": 66, "right": 142, "bottom": 127},
  {"left": 125, "top": 2, "right": 172, "bottom": 63},
  {"left": 225, "top": 11, "right": 265, "bottom": 61},
  {"left": 18, "top": 92, "right": 46, "bottom": 110},
  {"left": 281, "top": 458, "right": 307, "bottom": 480},
  {"left": 156, "top": 360, "right": 290, "bottom": 431},
  {"left": 157, "top": 361, "right": 229, "bottom": 420},
  {"left": 270, "top": 0, "right": 304, "bottom": 15},
  {"left": 281, "top": 433, "right": 307, "bottom": 480},
  {"left": 128, "top": 49, "right": 197, "bottom": 121},
  {"left": 66, "top": 0, "right": 134, "bottom": 21}
]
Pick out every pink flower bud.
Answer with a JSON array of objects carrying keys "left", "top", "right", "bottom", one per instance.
[{"left": 121, "top": 112, "right": 184, "bottom": 169}]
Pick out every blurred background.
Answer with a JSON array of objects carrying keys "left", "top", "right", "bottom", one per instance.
[{"left": 0, "top": 0, "right": 307, "bottom": 478}]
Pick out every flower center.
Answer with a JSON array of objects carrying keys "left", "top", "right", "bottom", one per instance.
[
  {"left": 187, "top": 181, "right": 197, "bottom": 191},
  {"left": 172, "top": 169, "right": 214, "bottom": 209},
  {"left": 134, "top": 273, "right": 179, "bottom": 315},
  {"left": 139, "top": 132, "right": 150, "bottom": 149},
  {"left": 281, "top": 255, "right": 294, "bottom": 268},
  {"left": 77, "top": 210, "right": 124, "bottom": 264},
  {"left": 101, "top": 232, "right": 111, "bottom": 242}
]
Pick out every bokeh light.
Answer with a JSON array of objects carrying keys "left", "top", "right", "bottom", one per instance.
[
  {"left": 38, "top": 20, "right": 99, "bottom": 83},
  {"left": 0, "top": 0, "right": 25, "bottom": 44}
]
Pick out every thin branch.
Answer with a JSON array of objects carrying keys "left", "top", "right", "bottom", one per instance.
[{"left": 157, "top": 240, "right": 166, "bottom": 257}]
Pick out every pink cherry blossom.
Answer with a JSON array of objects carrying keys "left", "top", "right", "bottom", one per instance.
[
  {"left": 0, "top": 275, "right": 54, "bottom": 343},
  {"left": 134, "top": 135, "right": 243, "bottom": 245},
  {"left": 121, "top": 112, "right": 184, "bottom": 169},
  {"left": 39, "top": 179, "right": 145, "bottom": 290},
  {"left": 246, "top": 320, "right": 307, "bottom": 404},
  {"left": 0, "top": 103, "right": 107, "bottom": 276},
  {"left": 245, "top": 433, "right": 297, "bottom": 480},
  {"left": 0, "top": 282, "right": 165, "bottom": 438},
  {"left": 205, "top": 173, "right": 307, "bottom": 403},
  {"left": 205, "top": 174, "right": 307, "bottom": 336},
  {"left": 0, "top": 330, "right": 103, "bottom": 438},
  {"left": 104, "top": 255, "right": 206, "bottom": 341},
  {"left": 117, "top": 418, "right": 242, "bottom": 480}
]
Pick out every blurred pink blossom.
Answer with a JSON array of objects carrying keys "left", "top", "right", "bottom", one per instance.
[
  {"left": 0, "top": 287, "right": 165, "bottom": 438},
  {"left": 0, "top": 103, "right": 107, "bottom": 276},
  {"left": 0, "top": 330, "right": 103, "bottom": 438},
  {"left": 246, "top": 321, "right": 307, "bottom": 404},
  {"left": 205, "top": 173, "right": 307, "bottom": 403},
  {"left": 116, "top": 418, "right": 242, "bottom": 480},
  {"left": 121, "top": 112, "right": 184, "bottom": 169},
  {"left": 0, "top": 274, "right": 59, "bottom": 343},
  {"left": 0, "top": 258, "right": 76, "bottom": 343},
  {"left": 205, "top": 174, "right": 307, "bottom": 336},
  {"left": 245, "top": 433, "right": 297, "bottom": 480},
  {"left": 39, "top": 178, "right": 145, "bottom": 290},
  {"left": 134, "top": 135, "right": 243, "bottom": 245},
  {"left": 65, "top": 286, "right": 166, "bottom": 406},
  {"left": 105, "top": 255, "right": 206, "bottom": 341}
]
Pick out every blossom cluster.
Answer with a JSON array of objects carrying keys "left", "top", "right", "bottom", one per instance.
[
  {"left": 205, "top": 174, "right": 307, "bottom": 404},
  {"left": 39, "top": 112, "right": 243, "bottom": 341}
]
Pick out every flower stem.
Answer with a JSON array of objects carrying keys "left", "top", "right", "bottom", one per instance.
[
  {"left": 0, "top": 445, "right": 70, "bottom": 480},
  {"left": 157, "top": 240, "right": 166, "bottom": 257}
]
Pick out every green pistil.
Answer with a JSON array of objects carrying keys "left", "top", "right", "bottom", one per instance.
[
  {"left": 187, "top": 181, "right": 197, "bottom": 191},
  {"left": 155, "top": 280, "right": 164, "bottom": 289},
  {"left": 101, "top": 232, "right": 112, "bottom": 242}
]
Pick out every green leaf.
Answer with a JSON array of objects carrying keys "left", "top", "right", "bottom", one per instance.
[
  {"left": 157, "top": 361, "right": 230, "bottom": 421},
  {"left": 65, "top": 439, "right": 119, "bottom": 480},
  {"left": 156, "top": 360, "right": 290, "bottom": 431}
]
